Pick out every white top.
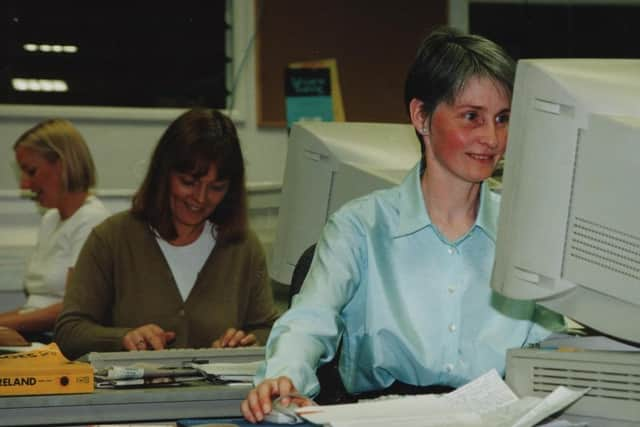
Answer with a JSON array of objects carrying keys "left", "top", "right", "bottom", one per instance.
[
  {"left": 23, "top": 195, "right": 110, "bottom": 310},
  {"left": 156, "top": 221, "right": 216, "bottom": 301}
]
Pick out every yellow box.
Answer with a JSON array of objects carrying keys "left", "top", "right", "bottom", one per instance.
[{"left": 0, "top": 343, "right": 93, "bottom": 396}]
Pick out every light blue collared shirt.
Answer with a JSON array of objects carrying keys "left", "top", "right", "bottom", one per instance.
[{"left": 259, "top": 162, "right": 563, "bottom": 397}]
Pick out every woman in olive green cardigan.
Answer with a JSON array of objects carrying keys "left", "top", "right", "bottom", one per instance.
[{"left": 55, "top": 109, "right": 279, "bottom": 360}]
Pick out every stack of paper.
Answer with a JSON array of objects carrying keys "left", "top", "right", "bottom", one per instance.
[
  {"left": 294, "top": 370, "right": 589, "bottom": 427},
  {"left": 188, "top": 360, "right": 262, "bottom": 383}
]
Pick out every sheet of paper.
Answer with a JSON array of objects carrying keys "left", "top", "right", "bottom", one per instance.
[
  {"left": 511, "top": 386, "right": 590, "bottom": 427},
  {"left": 480, "top": 396, "right": 543, "bottom": 427},
  {"left": 443, "top": 368, "right": 519, "bottom": 414},
  {"left": 297, "top": 369, "right": 589, "bottom": 427},
  {"left": 330, "top": 413, "right": 482, "bottom": 427},
  {"left": 297, "top": 369, "right": 513, "bottom": 425}
]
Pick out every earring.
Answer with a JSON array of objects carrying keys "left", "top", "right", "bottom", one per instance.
[{"left": 421, "top": 127, "right": 429, "bottom": 136}]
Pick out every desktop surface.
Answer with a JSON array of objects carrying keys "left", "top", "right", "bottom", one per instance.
[
  {"left": 178, "top": 418, "right": 315, "bottom": 427},
  {"left": 0, "top": 347, "right": 267, "bottom": 426},
  {"left": 0, "top": 381, "right": 252, "bottom": 426}
]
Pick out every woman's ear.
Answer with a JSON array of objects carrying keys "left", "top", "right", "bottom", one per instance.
[{"left": 409, "top": 98, "right": 429, "bottom": 136}]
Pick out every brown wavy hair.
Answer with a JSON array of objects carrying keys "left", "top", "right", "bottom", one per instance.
[{"left": 132, "top": 108, "right": 247, "bottom": 244}]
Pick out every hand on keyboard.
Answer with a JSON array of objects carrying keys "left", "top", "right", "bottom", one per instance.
[
  {"left": 211, "top": 327, "right": 257, "bottom": 348},
  {"left": 121, "top": 323, "right": 176, "bottom": 351}
]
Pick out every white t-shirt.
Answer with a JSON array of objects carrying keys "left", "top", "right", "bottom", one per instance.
[
  {"left": 22, "top": 195, "right": 110, "bottom": 310},
  {"left": 156, "top": 221, "right": 216, "bottom": 301}
]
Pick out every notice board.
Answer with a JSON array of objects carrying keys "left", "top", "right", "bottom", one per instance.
[{"left": 255, "top": 0, "right": 447, "bottom": 127}]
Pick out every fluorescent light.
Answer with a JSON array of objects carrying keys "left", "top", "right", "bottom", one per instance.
[
  {"left": 12, "top": 79, "right": 28, "bottom": 91},
  {"left": 27, "top": 79, "right": 41, "bottom": 91},
  {"left": 11, "top": 78, "right": 69, "bottom": 92},
  {"left": 39, "top": 80, "right": 54, "bottom": 91},
  {"left": 51, "top": 80, "right": 68, "bottom": 92},
  {"left": 22, "top": 43, "right": 79, "bottom": 54}
]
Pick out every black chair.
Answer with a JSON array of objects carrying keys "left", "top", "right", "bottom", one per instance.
[
  {"left": 288, "top": 244, "right": 316, "bottom": 308},
  {"left": 288, "top": 244, "right": 349, "bottom": 404}
]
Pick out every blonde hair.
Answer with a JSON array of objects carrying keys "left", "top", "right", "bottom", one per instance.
[{"left": 14, "top": 119, "right": 97, "bottom": 192}]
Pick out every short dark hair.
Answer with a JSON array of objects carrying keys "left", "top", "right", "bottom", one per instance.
[
  {"left": 132, "top": 108, "right": 248, "bottom": 244},
  {"left": 404, "top": 26, "right": 515, "bottom": 156}
]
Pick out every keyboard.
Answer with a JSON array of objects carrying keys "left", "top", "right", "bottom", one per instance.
[{"left": 81, "top": 346, "right": 265, "bottom": 369}]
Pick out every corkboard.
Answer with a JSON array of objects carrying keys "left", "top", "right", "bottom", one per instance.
[{"left": 255, "top": 0, "right": 447, "bottom": 127}]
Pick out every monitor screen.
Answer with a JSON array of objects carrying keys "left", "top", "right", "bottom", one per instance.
[
  {"left": 491, "top": 59, "right": 640, "bottom": 344},
  {"left": 270, "top": 121, "right": 420, "bottom": 285}
]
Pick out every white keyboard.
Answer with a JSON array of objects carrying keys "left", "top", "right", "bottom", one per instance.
[{"left": 82, "top": 346, "right": 265, "bottom": 369}]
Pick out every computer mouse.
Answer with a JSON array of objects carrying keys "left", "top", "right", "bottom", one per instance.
[{"left": 262, "top": 399, "right": 305, "bottom": 424}]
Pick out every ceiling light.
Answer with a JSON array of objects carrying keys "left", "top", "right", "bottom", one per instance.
[
  {"left": 22, "top": 43, "right": 79, "bottom": 54},
  {"left": 12, "top": 78, "right": 69, "bottom": 92}
]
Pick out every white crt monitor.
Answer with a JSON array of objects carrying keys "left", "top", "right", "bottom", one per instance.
[
  {"left": 270, "top": 121, "right": 420, "bottom": 285},
  {"left": 492, "top": 59, "right": 640, "bottom": 344}
]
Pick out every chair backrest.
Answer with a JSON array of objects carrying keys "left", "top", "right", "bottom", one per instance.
[
  {"left": 286, "top": 243, "right": 348, "bottom": 403},
  {"left": 288, "top": 243, "right": 316, "bottom": 308}
]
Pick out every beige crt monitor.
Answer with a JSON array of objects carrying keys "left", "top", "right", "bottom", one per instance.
[
  {"left": 270, "top": 121, "right": 420, "bottom": 285},
  {"left": 491, "top": 59, "right": 640, "bottom": 425}
]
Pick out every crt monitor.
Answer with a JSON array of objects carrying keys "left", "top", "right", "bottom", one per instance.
[
  {"left": 270, "top": 121, "right": 420, "bottom": 285},
  {"left": 491, "top": 58, "right": 640, "bottom": 344}
]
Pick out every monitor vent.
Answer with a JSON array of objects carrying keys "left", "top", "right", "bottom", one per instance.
[
  {"left": 568, "top": 217, "right": 640, "bottom": 280},
  {"left": 532, "top": 366, "right": 640, "bottom": 401}
]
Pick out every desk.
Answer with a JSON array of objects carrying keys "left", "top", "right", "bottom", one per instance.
[
  {"left": 0, "top": 382, "right": 250, "bottom": 426},
  {"left": 178, "top": 418, "right": 314, "bottom": 427}
]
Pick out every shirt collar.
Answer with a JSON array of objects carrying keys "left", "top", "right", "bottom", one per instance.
[
  {"left": 395, "top": 161, "right": 431, "bottom": 238},
  {"left": 475, "top": 181, "right": 499, "bottom": 242},
  {"left": 394, "top": 161, "right": 499, "bottom": 242}
]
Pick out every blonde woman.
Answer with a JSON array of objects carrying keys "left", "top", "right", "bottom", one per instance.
[{"left": 0, "top": 119, "right": 109, "bottom": 341}]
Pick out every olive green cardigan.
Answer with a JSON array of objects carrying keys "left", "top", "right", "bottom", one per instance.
[{"left": 55, "top": 210, "right": 279, "bottom": 360}]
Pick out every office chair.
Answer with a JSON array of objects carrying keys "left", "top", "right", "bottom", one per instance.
[
  {"left": 289, "top": 244, "right": 316, "bottom": 308},
  {"left": 288, "top": 244, "right": 349, "bottom": 404}
]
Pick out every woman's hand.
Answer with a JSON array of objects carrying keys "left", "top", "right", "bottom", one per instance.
[
  {"left": 122, "top": 323, "right": 176, "bottom": 351},
  {"left": 241, "top": 376, "right": 306, "bottom": 423},
  {"left": 211, "top": 327, "right": 257, "bottom": 348}
]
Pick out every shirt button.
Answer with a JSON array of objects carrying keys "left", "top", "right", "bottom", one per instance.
[
  {"left": 445, "top": 363, "right": 454, "bottom": 373},
  {"left": 447, "top": 247, "right": 455, "bottom": 255},
  {"left": 448, "top": 323, "right": 457, "bottom": 332},
  {"left": 448, "top": 286, "right": 456, "bottom": 294}
]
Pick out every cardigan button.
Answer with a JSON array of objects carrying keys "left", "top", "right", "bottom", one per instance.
[{"left": 178, "top": 309, "right": 185, "bottom": 316}]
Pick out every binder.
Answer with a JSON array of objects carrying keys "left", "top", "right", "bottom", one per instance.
[{"left": 0, "top": 343, "right": 93, "bottom": 396}]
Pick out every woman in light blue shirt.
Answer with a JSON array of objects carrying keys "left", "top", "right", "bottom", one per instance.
[{"left": 242, "top": 26, "right": 564, "bottom": 423}]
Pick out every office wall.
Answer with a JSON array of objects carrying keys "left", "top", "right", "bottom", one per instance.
[
  {"left": 255, "top": 0, "right": 447, "bottom": 127},
  {"left": 0, "top": 0, "right": 469, "bottom": 303},
  {"left": 0, "top": 1, "right": 285, "bottom": 305}
]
